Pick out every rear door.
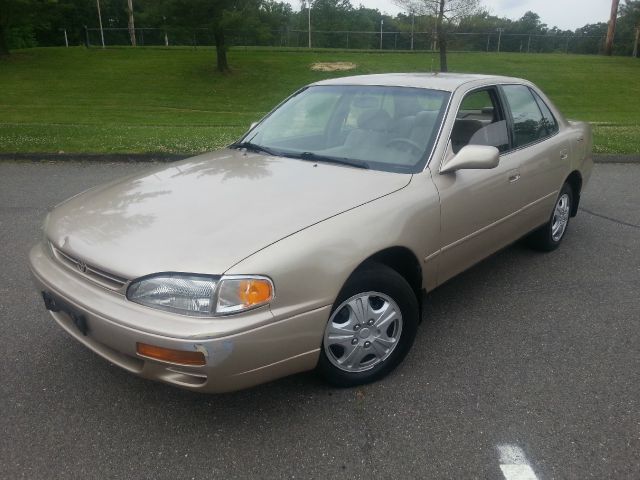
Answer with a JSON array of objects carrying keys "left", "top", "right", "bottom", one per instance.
[{"left": 498, "top": 84, "right": 572, "bottom": 231}]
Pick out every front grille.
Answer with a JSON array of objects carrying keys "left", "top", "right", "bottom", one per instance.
[{"left": 50, "top": 243, "right": 128, "bottom": 292}]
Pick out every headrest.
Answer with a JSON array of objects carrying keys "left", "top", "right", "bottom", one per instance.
[
  {"left": 395, "top": 96, "right": 421, "bottom": 117},
  {"left": 414, "top": 110, "right": 438, "bottom": 126},
  {"left": 453, "top": 119, "right": 483, "bottom": 135},
  {"left": 357, "top": 109, "right": 391, "bottom": 131}
]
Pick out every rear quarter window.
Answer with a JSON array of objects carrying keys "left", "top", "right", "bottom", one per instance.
[{"left": 531, "top": 89, "right": 559, "bottom": 137}]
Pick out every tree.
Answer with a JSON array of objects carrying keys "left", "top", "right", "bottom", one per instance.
[
  {"left": 0, "top": 0, "right": 37, "bottom": 55},
  {"left": 619, "top": 0, "right": 640, "bottom": 56},
  {"left": 157, "top": 0, "right": 259, "bottom": 72},
  {"left": 393, "top": 0, "right": 481, "bottom": 71}
]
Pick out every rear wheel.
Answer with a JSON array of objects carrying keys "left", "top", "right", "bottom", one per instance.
[
  {"left": 526, "top": 183, "right": 573, "bottom": 251},
  {"left": 317, "top": 263, "right": 419, "bottom": 387}
]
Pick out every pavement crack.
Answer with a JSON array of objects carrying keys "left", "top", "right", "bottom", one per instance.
[{"left": 579, "top": 208, "right": 640, "bottom": 230}]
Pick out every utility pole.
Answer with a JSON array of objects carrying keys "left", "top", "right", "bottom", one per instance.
[
  {"left": 496, "top": 28, "right": 504, "bottom": 53},
  {"left": 127, "top": 0, "right": 136, "bottom": 47},
  {"left": 96, "top": 0, "right": 105, "bottom": 48},
  {"left": 410, "top": 10, "right": 414, "bottom": 51},
  {"left": 380, "top": 19, "right": 384, "bottom": 50},
  {"left": 307, "top": 1, "right": 311, "bottom": 49},
  {"left": 431, "top": 3, "right": 438, "bottom": 51},
  {"left": 604, "top": 0, "right": 620, "bottom": 55},
  {"left": 163, "top": 16, "right": 168, "bottom": 46}
]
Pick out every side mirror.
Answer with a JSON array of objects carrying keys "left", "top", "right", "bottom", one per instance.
[
  {"left": 249, "top": 122, "right": 258, "bottom": 130},
  {"left": 440, "top": 145, "right": 500, "bottom": 174}
]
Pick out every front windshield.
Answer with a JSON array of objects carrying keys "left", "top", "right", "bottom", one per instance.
[{"left": 239, "top": 85, "right": 451, "bottom": 173}]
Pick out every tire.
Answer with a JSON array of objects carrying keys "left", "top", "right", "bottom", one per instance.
[
  {"left": 526, "top": 182, "right": 574, "bottom": 252},
  {"left": 317, "top": 262, "right": 419, "bottom": 388}
]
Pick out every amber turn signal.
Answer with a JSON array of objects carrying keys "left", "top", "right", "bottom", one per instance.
[
  {"left": 238, "top": 279, "right": 273, "bottom": 306},
  {"left": 136, "top": 342, "right": 206, "bottom": 366}
]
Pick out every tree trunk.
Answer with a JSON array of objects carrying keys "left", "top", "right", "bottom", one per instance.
[
  {"left": 0, "top": 24, "right": 9, "bottom": 56},
  {"left": 213, "top": 29, "right": 229, "bottom": 72},
  {"left": 439, "top": 33, "right": 448, "bottom": 72},
  {"left": 438, "top": 0, "right": 447, "bottom": 72}
]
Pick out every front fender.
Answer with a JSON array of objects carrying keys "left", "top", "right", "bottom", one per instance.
[{"left": 224, "top": 172, "right": 441, "bottom": 325}]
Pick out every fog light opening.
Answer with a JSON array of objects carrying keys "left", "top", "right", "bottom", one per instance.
[{"left": 136, "top": 342, "right": 206, "bottom": 366}]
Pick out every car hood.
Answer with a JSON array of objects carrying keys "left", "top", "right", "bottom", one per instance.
[{"left": 46, "top": 149, "right": 411, "bottom": 280}]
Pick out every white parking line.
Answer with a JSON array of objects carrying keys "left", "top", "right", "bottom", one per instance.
[{"left": 497, "top": 444, "right": 539, "bottom": 480}]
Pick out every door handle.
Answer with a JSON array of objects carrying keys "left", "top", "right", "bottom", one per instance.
[
  {"left": 576, "top": 136, "right": 584, "bottom": 143},
  {"left": 560, "top": 150, "right": 569, "bottom": 160},
  {"left": 509, "top": 173, "right": 521, "bottom": 183}
]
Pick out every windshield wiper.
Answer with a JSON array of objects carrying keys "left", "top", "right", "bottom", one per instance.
[
  {"left": 284, "top": 151, "right": 370, "bottom": 170},
  {"left": 230, "top": 141, "right": 279, "bottom": 157}
]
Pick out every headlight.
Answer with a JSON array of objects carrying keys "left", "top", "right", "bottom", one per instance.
[
  {"left": 127, "top": 274, "right": 219, "bottom": 316},
  {"left": 126, "top": 274, "right": 273, "bottom": 317}
]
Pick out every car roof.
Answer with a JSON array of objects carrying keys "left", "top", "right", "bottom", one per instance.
[{"left": 312, "top": 73, "right": 526, "bottom": 92}]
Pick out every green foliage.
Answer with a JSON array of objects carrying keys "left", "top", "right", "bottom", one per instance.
[
  {"left": 616, "top": 0, "right": 640, "bottom": 55},
  {"left": 8, "top": 25, "right": 37, "bottom": 48},
  {"left": 1, "top": 0, "right": 640, "bottom": 57},
  {"left": 0, "top": 47, "right": 638, "bottom": 154}
]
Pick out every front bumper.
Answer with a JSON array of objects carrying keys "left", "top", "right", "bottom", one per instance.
[{"left": 29, "top": 243, "right": 329, "bottom": 393}]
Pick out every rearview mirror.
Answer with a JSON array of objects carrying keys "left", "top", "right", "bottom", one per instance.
[
  {"left": 249, "top": 122, "right": 258, "bottom": 130},
  {"left": 440, "top": 145, "right": 500, "bottom": 174}
]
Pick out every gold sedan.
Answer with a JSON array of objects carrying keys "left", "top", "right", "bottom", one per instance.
[{"left": 30, "top": 73, "right": 593, "bottom": 392}]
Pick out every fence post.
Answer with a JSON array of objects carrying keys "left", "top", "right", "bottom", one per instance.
[
  {"left": 486, "top": 33, "right": 490, "bottom": 52},
  {"left": 527, "top": 34, "right": 531, "bottom": 53},
  {"left": 84, "top": 25, "right": 90, "bottom": 48},
  {"left": 63, "top": 29, "right": 69, "bottom": 47},
  {"left": 346, "top": 31, "right": 349, "bottom": 49}
]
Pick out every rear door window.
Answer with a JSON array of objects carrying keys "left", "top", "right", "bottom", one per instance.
[{"left": 501, "top": 84, "right": 547, "bottom": 148}]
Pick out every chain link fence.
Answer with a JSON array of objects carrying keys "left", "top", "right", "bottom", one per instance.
[{"left": 83, "top": 27, "right": 607, "bottom": 55}]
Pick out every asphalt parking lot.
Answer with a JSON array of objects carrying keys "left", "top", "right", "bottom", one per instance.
[{"left": 1, "top": 161, "right": 638, "bottom": 479}]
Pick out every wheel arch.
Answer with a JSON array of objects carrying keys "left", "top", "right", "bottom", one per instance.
[
  {"left": 354, "top": 246, "right": 424, "bottom": 301},
  {"left": 565, "top": 170, "right": 583, "bottom": 217}
]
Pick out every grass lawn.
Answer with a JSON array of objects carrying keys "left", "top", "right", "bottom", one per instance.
[{"left": 1, "top": 47, "right": 638, "bottom": 155}]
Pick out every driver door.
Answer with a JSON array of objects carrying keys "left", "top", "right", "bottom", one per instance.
[{"left": 431, "top": 86, "right": 523, "bottom": 285}]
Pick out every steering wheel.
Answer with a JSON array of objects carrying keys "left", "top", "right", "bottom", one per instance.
[{"left": 385, "top": 138, "right": 423, "bottom": 154}]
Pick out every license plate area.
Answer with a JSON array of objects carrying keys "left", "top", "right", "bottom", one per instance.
[{"left": 42, "top": 291, "right": 89, "bottom": 336}]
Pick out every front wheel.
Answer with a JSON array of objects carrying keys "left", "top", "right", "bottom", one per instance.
[
  {"left": 317, "top": 263, "right": 419, "bottom": 388},
  {"left": 526, "top": 183, "right": 573, "bottom": 251}
]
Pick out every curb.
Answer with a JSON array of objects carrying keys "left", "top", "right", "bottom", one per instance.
[
  {"left": 591, "top": 154, "right": 640, "bottom": 164},
  {"left": 0, "top": 153, "right": 638, "bottom": 164}
]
